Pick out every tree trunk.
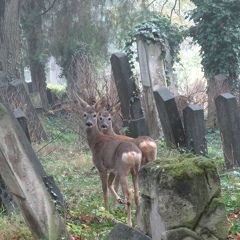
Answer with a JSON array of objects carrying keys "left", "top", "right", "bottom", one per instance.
[
  {"left": 23, "top": 0, "right": 48, "bottom": 109},
  {"left": 0, "top": 0, "right": 23, "bottom": 81}
]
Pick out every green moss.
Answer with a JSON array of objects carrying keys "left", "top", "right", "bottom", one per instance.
[
  {"left": 148, "top": 153, "right": 216, "bottom": 180},
  {"left": 0, "top": 103, "right": 7, "bottom": 119},
  {"left": 208, "top": 197, "right": 225, "bottom": 212}
]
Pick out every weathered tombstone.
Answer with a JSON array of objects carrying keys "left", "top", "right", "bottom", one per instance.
[
  {"left": 0, "top": 102, "right": 70, "bottom": 239},
  {"left": 14, "top": 108, "right": 31, "bottom": 143},
  {"left": 29, "top": 92, "right": 47, "bottom": 133},
  {"left": 110, "top": 53, "right": 149, "bottom": 137},
  {"left": 0, "top": 80, "right": 47, "bottom": 141},
  {"left": 183, "top": 105, "right": 207, "bottom": 156},
  {"left": 27, "top": 82, "right": 33, "bottom": 94},
  {"left": 137, "top": 39, "right": 162, "bottom": 139},
  {"left": 107, "top": 223, "right": 151, "bottom": 240},
  {"left": 137, "top": 155, "right": 229, "bottom": 240},
  {"left": 47, "top": 88, "right": 54, "bottom": 105},
  {"left": 215, "top": 93, "right": 240, "bottom": 168},
  {"left": 153, "top": 87, "right": 185, "bottom": 148}
]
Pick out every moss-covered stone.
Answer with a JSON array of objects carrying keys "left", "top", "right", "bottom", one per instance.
[{"left": 137, "top": 154, "right": 223, "bottom": 235}]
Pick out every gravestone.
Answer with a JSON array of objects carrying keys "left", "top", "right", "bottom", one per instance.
[
  {"left": 0, "top": 102, "right": 70, "bottom": 240},
  {"left": 29, "top": 92, "right": 47, "bottom": 133},
  {"left": 183, "top": 105, "right": 207, "bottom": 156},
  {"left": 107, "top": 223, "right": 151, "bottom": 240},
  {"left": 0, "top": 80, "right": 47, "bottom": 141},
  {"left": 153, "top": 87, "right": 185, "bottom": 148},
  {"left": 14, "top": 108, "right": 31, "bottom": 143},
  {"left": 137, "top": 39, "right": 162, "bottom": 139},
  {"left": 27, "top": 82, "right": 33, "bottom": 94},
  {"left": 110, "top": 53, "right": 149, "bottom": 137},
  {"left": 137, "top": 155, "right": 229, "bottom": 240},
  {"left": 215, "top": 93, "right": 240, "bottom": 168}
]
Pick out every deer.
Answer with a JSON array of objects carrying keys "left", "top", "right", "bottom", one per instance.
[
  {"left": 76, "top": 95, "right": 142, "bottom": 227},
  {"left": 97, "top": 103, "right": 157, "bottom": 206}
]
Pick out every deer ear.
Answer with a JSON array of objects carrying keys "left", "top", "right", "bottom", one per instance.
[
  {"left": 110, "top": 102, "right": 121, "bottom": 116},
  {"left": 95, "top": 97, "right": 106, "bottom": 113},
  {"left": 74, "top": 93, "right": 88, "bottom": 108}
]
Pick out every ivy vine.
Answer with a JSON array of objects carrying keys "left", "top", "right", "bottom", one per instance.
[
  {"left": 188, "top": 0, "right": 240, "bottom": 88},
  {"left": 124, "top": 14, "right": 184, "bottom": 77}
]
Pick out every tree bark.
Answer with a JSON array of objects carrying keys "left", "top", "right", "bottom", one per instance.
[
  {"left": 23, "top": 0, "right": 48, "bottom": 109},
  {"left": 0, "top": 0, "right": 23, "bottom": 81}
]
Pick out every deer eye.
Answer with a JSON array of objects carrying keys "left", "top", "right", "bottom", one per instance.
[
  {"left": 108, "top": 117, "right": 111, "bottom": 121},
  {"left": 99, "top": 117, "right": 103, "bottom": 120},
  {"left": 83, "top": 113, "right": 87, "bottom": 118},
  {"left": 93, "top": 114, "right": 96, "bottom": 118}
]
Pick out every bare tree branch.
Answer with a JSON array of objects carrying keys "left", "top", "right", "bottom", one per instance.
[
  {"left": 170, "top": 0, "right": 178, "bottom": 20},
  {"left": 40, "top": 0, "right": 57, "bottom": 16},
  {"left": 146, "top": 0, "right": 157, "bottom": 9},
  {"left": 161, "top": 0, "right": 169, "bottom": 13}
]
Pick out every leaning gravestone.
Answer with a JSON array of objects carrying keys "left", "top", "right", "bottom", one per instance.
[
  {"left": 107, "top": 223, "right": 151, "bottom": 240},
  {"left": 215, "top": 93, "right": 240, "bottom": 168},
  {"left": 14, "top": 108, "right": 31, "bottom": 143},
  {"left": 183, "top": 105, "right": 207, "bottom": 156},
  {"left": 110, "top": 53, "right": 149, "bottom": 137},
  {"left": 0, "top": 102, "right": 70, "bottom": 240},
  {"left": 153, "top": 87, "right": 185, "bottom": 148},
  {"left": 137, "top": 154, "right": 229, "bottom": 240},
  {"left": 0, "top": 79, "right": 47, "bottom": 141}
]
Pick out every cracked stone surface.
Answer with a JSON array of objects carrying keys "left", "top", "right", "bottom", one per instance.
[{"left": 137, "top": 154, "right": 228, "bottom": 239}]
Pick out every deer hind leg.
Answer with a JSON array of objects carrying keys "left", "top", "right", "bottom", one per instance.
[
  {"left": 108, "top": 172, "right": 125, "bottom": 205},
  {"left": 113, "top": 175, "right": 120, "bottom": 207},
  {"left": 119, "top": 175, "right": 132, "bottom": 227},
  {"left": 99, "top": 171, "right": 109, "bottom": 211},
  {"left": 132, "top": 172, "right": 139, "bottom": 207}
]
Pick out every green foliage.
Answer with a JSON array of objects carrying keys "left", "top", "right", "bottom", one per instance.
[
  {"left": 47, "top": 83, "right": 66, "bottom": 100},
  {"left": 125, "top": 14, "right": 184, "bottom": 73},
  {"left": 188, "top": 0, "right": 240, "bottom": 87}
]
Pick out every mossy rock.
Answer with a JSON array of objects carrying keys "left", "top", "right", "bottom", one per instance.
[{"left": 138, "top": 154, "right": 221, "bottom": 230}]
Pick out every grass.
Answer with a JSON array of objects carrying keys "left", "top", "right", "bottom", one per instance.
[{"left": 0, "top": 117, "right": 240, "bottom": 239}]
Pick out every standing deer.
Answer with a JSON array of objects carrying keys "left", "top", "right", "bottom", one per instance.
[
  {"left": 76, "top": 96, "right": 142, "bottom": 227},
  {"left": 98, "top": 103, "right": 157, "bottom": 167},
  {"left": 98, "top": 103, "right": 157, "bottom": 206}
]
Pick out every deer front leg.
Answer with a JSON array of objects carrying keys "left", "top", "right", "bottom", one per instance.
[
  {"left": 99, "top": 171, "right": 109, "bottom": 211},
  {"left": 108, "top": 172, "right": 125, "bottom": 205}
]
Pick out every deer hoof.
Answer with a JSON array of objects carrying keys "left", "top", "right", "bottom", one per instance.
[{"left": 117, "top": 198, "right": 126, "bottom": 204}]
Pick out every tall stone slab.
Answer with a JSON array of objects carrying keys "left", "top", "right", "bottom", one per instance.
[
  {"left": 0, "top": 102, "right": 70, "bottom": 240},
  {"left": 215, "top": 93, "right": 240, "bottom": 168},
  {"left": 153, "top": 87, "right": 185, "bottom": 148},
  {"left": 183, "top": 105, "right": 207, "bottom": 156},
  {"left": 14, "top": 108, "right": 31, "bottom": 143},
  {"left": 137, "top": 39, "right": 162, "bottom": 139},
  {"left": 110, "top": 53, "right": 149, "bottom": 138}
]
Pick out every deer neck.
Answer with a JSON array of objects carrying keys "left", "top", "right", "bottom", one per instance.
[
  {"left": 102, "top": 123, "right": 116, "bottom": 138},
  {"left": 86, "top": 125, "right": 103, "bottom": 150}
]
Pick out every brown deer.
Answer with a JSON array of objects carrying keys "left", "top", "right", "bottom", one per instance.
[
  {"left": 98, "top": 103, "right": 157, "bottom": 167},
  {"left": 98, "top": 103, "right": 157, "bottom": 206},
  {"left": 76, "top": 95, "right": 142, "bottom": 227}
]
